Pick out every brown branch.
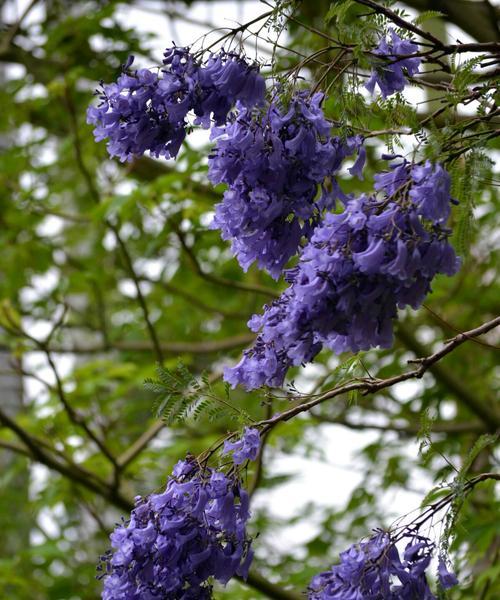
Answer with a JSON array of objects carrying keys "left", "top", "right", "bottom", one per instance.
[
  {"left": 353, "top": 0, "right": 445, "bottom": 47},
  {"left": 259, "top": 316, "right": 500, "bottom": 433},
  {"left": 174, "top": 226, "right": 279, "bottom": 298},
  {"left": 125, "top": 157, "right": 218, "bottom": 202},
  {"left": 354, "top": 1, "right": 500, "bottom": 60},
  {"left": 116, "top": 371, "right": 223, "bottom": 470},
  {"left": 0, "top": 408, "right": 132, "bottom": 512},
  {"left": 115, "top": 421, "right": 165, "bottom": 470},
  {"left": 402, "top": 0, "right": 500, "bottom": 43},
  {"left": 0, "top": 0, "right": 41, "bottom": 54},
  {"left": 440, "top": 42, "right": 500, "bottom": 54},
  {"left": 248, "top": 403, "right": 273, "bottom": 498},
  {"left": 42, "top": 344, "right": 118, "bottom": 467},
  {"left": 422, "top": 304, "right": 500, "bottom": 350},
  {"left": 0, "top": 438, "right": 31, "bottom": 458},
  {"left": 238, "top": 571, "right": 303, "bottom": 600},
  {"left": 1, "top": 305, "right": 118, "bottom": 468},
  {"left": 163, "top": 9, "right": 273, "bottom": 57},
  {"left": 201, "top": 9, "right": 274, "bottom": 53},
  {"left": 395, "top": 324, "right": 498, "bottom": 427},
  {"left": 142, "top": 276, "right": 249, "bottom": 320},
  {"left": 109, "top": 220, "right": 165, "bottom": 363},
  {"left": 43, "top": 333, "right": 255, "bottom": 355},
  {"left": 311, "top": 414, "right": 486, "bottom": 435},
  {"left": 400, "top": 471, "right": 500, "bottom": 536},
  {"left": 0, "top": 44, "right": 61, "bottom": 85}
]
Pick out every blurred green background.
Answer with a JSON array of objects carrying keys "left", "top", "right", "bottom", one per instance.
[{"left": 0, "top": 1, "right": 499, "bottom": 598}]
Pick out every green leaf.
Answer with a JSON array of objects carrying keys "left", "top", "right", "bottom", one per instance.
[
  {"left": 413, "top": 10, "right": 445, "bottom": 25},
  {"left": 324, "top": 0, "right": 355, "bottom": 25}
]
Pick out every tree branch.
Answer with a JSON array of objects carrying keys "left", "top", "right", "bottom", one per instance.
[
  {"left": 0, "top": 408, "right": 133, "bottom": 512},
  {"left": 142, "top": 276, "right": 250, "bottom": 320},
  {"left": 239, "top": 571, "right": 303, "bottom": 600},
  {"left": 116, "top": 370, "right": 223, "bottom": 470},
  {"left": 108, "top": 220, "right": 165, "bottom": 364},
  {"left": 259, "top": 316, "right": 500, "bottom": 433},
  {"left": 174, "top": 226, "right": 279, "bottom": 298},
  {"left": 0, "top": 308, "right": 118, "bottom": 469},
  {"left": 0, "top": 0, "right": 41, "bottom": 54},
  {"left": 402, "top": 0, "right": 500, "bottom": 43},
  {"left": 311, "top": 413, "right": 486, "bottom": 435},
  {"left": 353, "top": 0, "right": 446, "bottom": 47},
  {"left": 43, "top": 333, "right": 255, "bottom": 355},
  {"left": 395, "top": 324, "right": 498, "bottom": 428}
]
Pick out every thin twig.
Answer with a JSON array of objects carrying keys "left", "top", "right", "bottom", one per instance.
[
  {"left": 0, "top": 0, "right": 40, "bottom": 54},
  {"left": 258, "top": 316, "right": 500, "bottom": 434},
  {"left": 41, "top": 333, "right": 256, "bottom": 355},
  {"left": 311, "top": 413, "right": 486, "bottom": 435},
  {"left": 353, "top": 0, "right": 445, "bottom": 47},
  {"left": 174, "top": 226, "right": 279, "bottom": 298}
]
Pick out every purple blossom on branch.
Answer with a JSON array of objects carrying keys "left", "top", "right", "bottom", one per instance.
[
  {"left": 366, "top": 29, "right": 421, "bottom": 98},
  {"left": 99, "top": 457, "right": 253, "bottom": 599},
  {"left": 87, "top": 48, "right": 265, "bottom": 162},
  {"left": 222, "top": 427, "right": 260, "bottom": 464},
  {"left": 308, "top": 531, "right": 458, "bottom": 599},
  {"left": 225, "top": 162, "right": 460, "bottom": 390},
  {"left": 208, "top": 92, "right": 365, "bottom": 278},
  {"left": 437, "top": 557, "right": 459, "bottom": 589}
]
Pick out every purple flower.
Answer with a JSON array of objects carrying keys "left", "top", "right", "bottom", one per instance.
[
  {"left": 225, "top": 161, "right": 460, "bottom": 390},
  {"left": 87, "top": 48, "right": 265, "bottom": 162},
  {"left": 366, "top": 29, "right": 421, "bottom": 98},
  {"left": 99, "top": 457, "right": 253, "bottom": 599},
  {"left": 223, "top": 428, "right": 261, "bottom": 464},
  {"left": 374, "top": 160, "right": 410, "bottom": 196},
  {"left": 209, "top": 92, "right": 365, "bottom": 278},
  {"left": 308, "top": 531, "right": 451, "bottom": 599},
  {"left": 410, "top": 161, "right": 451, "bottom": 223},
  {"left": 437, "top": 558, "right": 459, "bottom": 589}
]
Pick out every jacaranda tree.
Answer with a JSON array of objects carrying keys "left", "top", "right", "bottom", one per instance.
[{"left": 1, "top": 0, "right": 499, "bottom": 598}]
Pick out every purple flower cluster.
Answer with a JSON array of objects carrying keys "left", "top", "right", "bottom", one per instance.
[
  {"left": 373, "top": 159, "right": 452, "bottom": 225},
  {"left": 99, "top": 457, "right": 253, "bottom": 599},
  {"left": 225, "top": 161, "right": 460, "bottom": 390},
  {"left": 437, "top": 557, "right": 459, "bottom": 589},
  {"left": 366, "top": 29, "right": 421, "bottom": 98},
  {"left": 87, "top": 48, "right": 265, "bottom": 162},
  {"left": 222, "top": 427, "right": 260, "bottom": 464},
  {"left": 208, "top": 92, "right": 365, "bottom": 278},
  {"left": 308, "top": 531, "right": 458, "bottom": 599}
]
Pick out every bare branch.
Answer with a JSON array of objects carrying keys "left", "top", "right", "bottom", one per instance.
[
  {"left": 108, "top": 220, "right": 165, "bottom": 364},
  {"left": 402, "top": 0, "right": 500, "bottom": 43},
  {"left": 259, "top": 316, "right": 500, "bottom": 433},
  {"left": 238, "top": 571, "right": 303, "bottom": 600},
  {"left": 311, "top": 414, "right": 486, "bottom": 435},
  {"left": 116, "top": 371, "right": 223, "bottom": 470},
  {"left": 142, "top": 276, "right": 250, "bottom": 320},
  {"left": 396, "top": 324, "right": 498, "bottom": 426},
  {"left": 174, "top": 226, "right": 279, "bottom": 298},
  {"left": 43, "top": 333, "right": 255, "bottom": 355},
  {"left": 0, "top": 0, "right": 41, "bottom": 54},
  {"left": 353, "top": 0, "right": 446, "bottom": 47},
  {"left": 0, "top": 408, "right": 132, "bottom": 512}
]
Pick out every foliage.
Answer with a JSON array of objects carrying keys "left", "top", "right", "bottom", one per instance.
[{"left": 0, "top": 0, "right": 498, "bottom": 599}]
